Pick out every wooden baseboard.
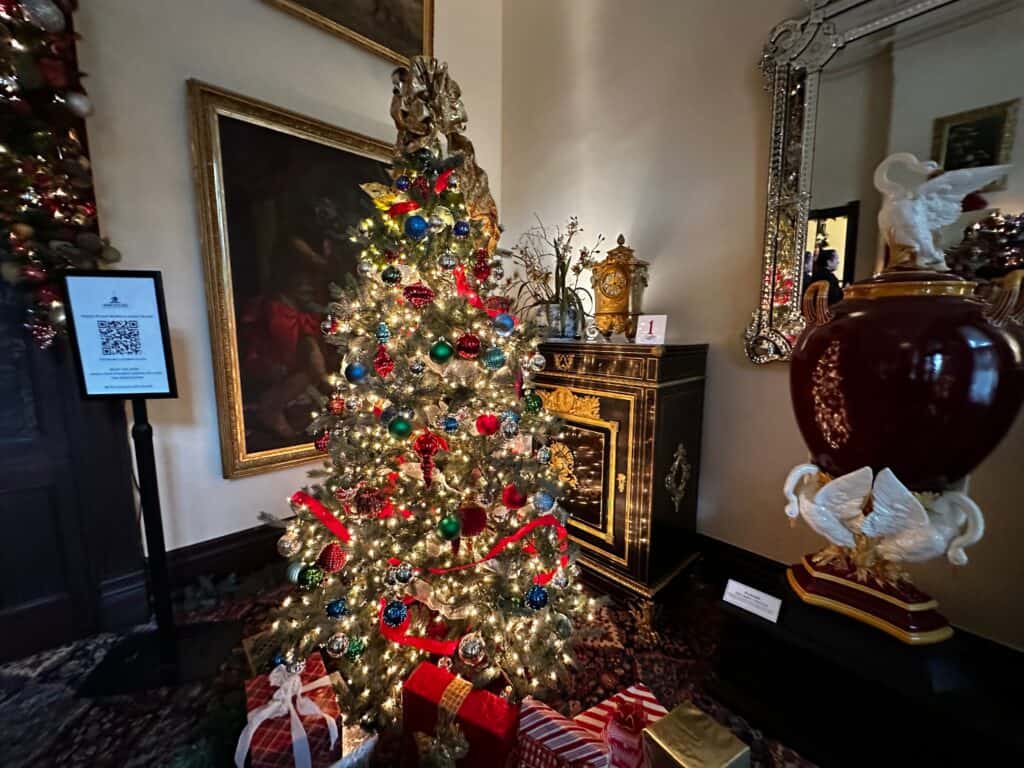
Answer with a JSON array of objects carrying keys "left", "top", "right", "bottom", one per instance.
[{"left": 165, "top": 524, "right": 281, "bottom": 589}]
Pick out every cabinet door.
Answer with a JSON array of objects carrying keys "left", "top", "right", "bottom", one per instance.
[{"left": 534, "top": 384, "right": 637, "bottom": 571}]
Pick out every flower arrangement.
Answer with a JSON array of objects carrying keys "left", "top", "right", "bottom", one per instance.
[{"left": 502, "top": 216, "right": 604, "bottom": 338}]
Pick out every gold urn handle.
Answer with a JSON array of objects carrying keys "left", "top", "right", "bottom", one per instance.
[
  {"left": 664, "top": 443, "right": 691, "bottom": 514},
  {"left": 801, "top": 280, "right": 834, "bottom": 326},
  {"left": 983, "top": 269, "right": 1024, "bottom": 327}
]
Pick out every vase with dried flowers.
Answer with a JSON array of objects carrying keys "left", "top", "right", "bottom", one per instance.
[{"left": 501, "top": 216, "right": 603, "bottom": 339}]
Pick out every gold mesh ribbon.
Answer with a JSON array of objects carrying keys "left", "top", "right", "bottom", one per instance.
[{"left": 439, "top": 675, "right": 472, "bottom": 718}]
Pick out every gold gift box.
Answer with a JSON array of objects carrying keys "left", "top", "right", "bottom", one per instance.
[{"left": 643, "top": 702, "right": 750, "bottom": 768}]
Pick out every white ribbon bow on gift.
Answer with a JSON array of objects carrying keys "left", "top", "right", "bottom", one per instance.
[{"left": 234, "top": 664, "right": 339, "bottom": 768}]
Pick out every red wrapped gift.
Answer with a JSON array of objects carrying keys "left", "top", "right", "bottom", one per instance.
[
  {"left": 518, "top": 697, "right": 607, "bottom": 768},
  {"left": 574, "top": 683, "right": 668, "bottom": 768},
  {"left": 401, "top": 661, "right": 518, "bottom": 767},
  {"left": 235, "top": 653, "right": 342, "bottom": 768}
]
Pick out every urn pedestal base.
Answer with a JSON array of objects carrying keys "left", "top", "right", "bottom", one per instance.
[{"left": 787, "top": 555, "right": 952, "bottom": 645}]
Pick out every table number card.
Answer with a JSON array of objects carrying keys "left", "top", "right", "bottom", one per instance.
[{"left": 635, "top": 314, "right": 667, "bottom": 344}]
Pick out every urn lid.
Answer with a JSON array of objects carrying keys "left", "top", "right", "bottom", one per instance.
[{"left": 843, "top": 267, "right": 976, "bottom": 300}]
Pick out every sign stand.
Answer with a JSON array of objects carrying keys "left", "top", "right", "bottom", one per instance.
[{"left": 61, "top": 271, "right": 240, "bottom": 695}]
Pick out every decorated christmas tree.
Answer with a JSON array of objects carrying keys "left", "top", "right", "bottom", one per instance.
[{"left": 267, "top": 58, "right": 592, "bottom": 730}]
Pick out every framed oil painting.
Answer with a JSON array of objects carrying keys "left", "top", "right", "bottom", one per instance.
[
  {"left": 263, "top": 0, "right": 434, "bottom": 65},
  {"left": 188, "top": 80, "right": 391, "bottom": 478},
  {"left": 932, "top": 99, "right": 1019, "bottom": 191}
]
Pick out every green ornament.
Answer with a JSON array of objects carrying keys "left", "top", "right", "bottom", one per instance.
[
  {"left": 345, "top": 636, "right": 367, "bottom": 661},
  {"left": 523, "top": 391, "right": 543, "bottom": 413},
  {"left": 437, "top": 514, "right": 461, "bottom": 540},
  {"left": 297, "top": 564, "right": 325, "bottom": 591},
  {"left": 388, "top": 416, "right": 413, "bottom": 439},
  {"left": 429, "top": 338, "right": 455, "bottom": 365}
]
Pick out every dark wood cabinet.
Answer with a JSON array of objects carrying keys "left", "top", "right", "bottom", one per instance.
[{"left": 534, "top": 342, "right": 707, "bottom": 598}]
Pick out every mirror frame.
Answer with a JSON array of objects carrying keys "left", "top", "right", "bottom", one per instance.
[{"left": 745, "top": 0, "right": 958, "bottom": 364}]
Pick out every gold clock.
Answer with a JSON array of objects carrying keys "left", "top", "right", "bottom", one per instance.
[{"left": 591, "top": 235, "right": 647, "bottom": 340}]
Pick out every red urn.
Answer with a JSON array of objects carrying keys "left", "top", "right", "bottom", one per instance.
[{"left": 791, "top": 269, "right": 1024, "bottom": 491}]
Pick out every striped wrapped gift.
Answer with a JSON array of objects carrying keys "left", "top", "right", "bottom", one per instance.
[
  {"left": 518, "top": 697, "right": 608, "bottom": 768},
  {"left": 573, "top": 683, "right": 667, "bottom": 737}
]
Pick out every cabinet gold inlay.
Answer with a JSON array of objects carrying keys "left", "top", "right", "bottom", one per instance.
[
  {"left": 617, "top": 473, "right": 626, "bottom": 493},
  {"left": 548, "top": 442, "right": 579, "bottom": 489},
  {"left": 539, "top": 386, "right": 601, "bottom": 419},
  {"left": 554, "top": 353, "right": 575, "bottom": 370}
]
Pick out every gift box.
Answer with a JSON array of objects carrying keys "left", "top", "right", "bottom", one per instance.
[
  {"left": 518, "top": 697, "right": 607, "bottom": 768},
  {"left": 642, "top": 702, "right": 750, "bottom": 768},
  {"left": 235, "top": 653, "right": 343, "bottom": 768},
  {"left": 574, "top": 683, "right": 668, "bottom": 768},
  {"left": 401, "top": 661, "right": 519, "bottom": 767}
]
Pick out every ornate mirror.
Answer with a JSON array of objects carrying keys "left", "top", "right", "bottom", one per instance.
[{"left": 745, "top": 0, "right": 1023, "bottom": 363}]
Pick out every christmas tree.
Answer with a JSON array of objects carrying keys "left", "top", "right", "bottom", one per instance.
[
  {"left": 0, "top": 1, "right": 121, "bottom": 348},
  {"left": 268, "top": 58, "right": 591, "bottom": 729}
]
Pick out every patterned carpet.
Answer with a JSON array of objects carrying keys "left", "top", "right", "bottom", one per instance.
[{"left": 0, "top": 568, "right": 814, "bottom": 767}]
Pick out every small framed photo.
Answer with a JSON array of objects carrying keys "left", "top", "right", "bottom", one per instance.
[
  {"left": 635, "top": 314, "right": 667, "bottom": 345},
  {"left": 932, "top": 99, "right": 1019, "bottom": 190},
  {"left": 63, "top": 270, "right": 177, "bottom": 400}
]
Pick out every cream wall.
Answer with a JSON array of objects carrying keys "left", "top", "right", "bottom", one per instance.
[
  {"left": 502, "top": 0, "right": 1024, "bottom": 648},
  {"left": 75, "top": 0, "right": 503, "bottom": 550}
]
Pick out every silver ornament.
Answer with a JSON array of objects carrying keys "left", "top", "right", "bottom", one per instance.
[
  {"left": 537, "top": 446, "right": 552, "bottom": 465},
  {"left": 438, "top": 251, "right": 457, "bottom": 270},
  {"left": 429, "top": 215, "right": 446, "bottom": 233},
  {"left": 528, "top": 353, "right": 547, "bottom": 372},
  {"left": 395, "top": 562, "right": 415, "bottom": 584},
  {"left": 458, "top": 632, "right": 486, "bottom": 666},
  {"left": 409, "top": 359, "right": 426, "bottom": 378},
  {"left": 287, "top": 659, "right": 306, "bottom": 675},
  {"left": 501, "top": 419, "right": 520, "bottom": 439},
  {"left": 437, "top": 656, "right": 454, "bottom": 672},
  {"left": 357, "top": 260, "right": 373, "bottom": 276},
  {"left": 325, "top": 632, "right": 350, "bottom": 658},
  {"left": 344, "top": 396, "right": 362, "bottom": 411},
  {"left": 277, "top": 534, "right": 301, "bottom": 558},
  {"left": 551, "top": 568, "right": 569, "bottom": 589},
  {"left": 490, "top": 263, "right": 505, "bottom": 281},
  {"left": 64, "top": 92, "right": 93, "bottom": 118},
  {"left": 21, "top": 0, "right": 65, "bottom": 33}
]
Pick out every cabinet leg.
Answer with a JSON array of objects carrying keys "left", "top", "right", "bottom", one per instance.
[{"left": 630, "top": 599, "right": 661, "bottom": 647}]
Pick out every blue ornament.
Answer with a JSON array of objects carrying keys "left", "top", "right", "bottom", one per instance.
[
  {"left": 395, "top": 175, "right": 411, "bottom": 191},
  {"left": 524, "top": 584, "right": 549, "bottom": 610},
  {"left": 375, "top": 322, "right": 391, "bottom": 343},
  {"left": 383, "top": 599, "right": 409, "bottom": 628},
  {"left": 271, "top": 653, "right": 286, "bottom": 668},
  {"left": 533, "top": 490, "right": 556, "bottom": 512},
  {"left": 537, "top": 446, "right": 552, "bottom": 465},
  {"left": 345, "top": 361, "right": 368, "bottom": 383},
  {"left": 442, "top": 415, "right": 459, "bottom": 434},
  {"left": 501, "top": 410, "right": 521, "bottom": 424},
  {"left": 453, "top": 220, "right": 471, "bottom": 238},
  {"left": 326, "top": 598, "right": 348, "bottom": 618},
  {"left": 482, "top": 346, "right": 507, "bottom": 370},
  {"left": 285, "top": 562, "right": 304, "bottom": 584},
  {"left": 404, "top": 214, "right": 429, "bottom": 240},
  {"left": 492, "top": 313, "right": 515, "bottom": 337}
]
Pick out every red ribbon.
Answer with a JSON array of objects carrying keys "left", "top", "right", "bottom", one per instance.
[
  {"left": 378, "top": 596, "right": 460, "bottom": 655},
  {"left": 387, "top": 200, "right": 421, "bottom": 217},
  {"left": 434, "top": 169, "right": 453, "bottom": 193},
  {"left": 290, "top": 491, "right": 350, "bottom": 543},
  {"left": 428, "top": 513, "right": 569, "bottom": 585}
]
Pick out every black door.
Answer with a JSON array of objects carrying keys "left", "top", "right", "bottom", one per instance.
[{"left": 0, "top": 282, "right": 145, "bottom": 661}]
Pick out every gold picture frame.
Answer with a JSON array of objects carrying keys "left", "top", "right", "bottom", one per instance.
[
  {"left": 932, "top": 99, "right": 1020, "bottom": 191},
  {"left": 263, "top": 0, "right": 434, "bottom": 66},
  {"left": 188, "top": 80, "right": 392, "bottom": 478}
]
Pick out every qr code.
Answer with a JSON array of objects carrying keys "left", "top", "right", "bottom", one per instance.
[{"left": 97, "top": 319, "right": 142, "bottom": 356}]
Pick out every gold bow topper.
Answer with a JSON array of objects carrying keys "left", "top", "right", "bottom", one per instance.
[{"left": 390, "top": 57, "right": 500, "bottom": 254}]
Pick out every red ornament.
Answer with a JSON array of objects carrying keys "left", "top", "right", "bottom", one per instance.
[
  {"left": 20, "top": 265, "right": 48, "bottom": 284},
  {"left": 501, "top": 484, "right": 527, "bottom": 510},
  {"left": 328, "top": 393, "right": 345, "bottom": 415},
  {"left": 34, "top": 285, "right": 59, "bottom": 306},
  {"left": 317, "top": 542, "right": 348, "bottom": 573},
  {"left": 384, "top": 248, "right": 400, "bottom": 262},
  {"left": 403, "top": 282, "right": 435, "bottom": 308},
  {"left": 354, "top": 487, "right": 387, "bottom": 517},
  {"left": 37, "top": 58, "right": 69, "bottom": 89},
  {"left": 472, "top": 250, "right": 491, "bottom": 283},
  {"left": 455, "top": 333, "right": 481, "bottom": 360},
  {"left": 314, "top": 432, "right": 331, "bottom": 453},
  {"left": 374, "top": 344, "right": 395, "bottom": 377},
  {"left": 458, "top": 501, "right": 488, "bottom": 537},
  {"left": 412, "top": 430, "right": 449, "bottom": 488},
  {"left": 475, "top": 414, "right": 500, "bottom": 436},
  {"left": 412, "top": 175, "right": 431, "bottom": 195},
  {"left": 484, "top": 296, "right": 511, "bottom": 315}
]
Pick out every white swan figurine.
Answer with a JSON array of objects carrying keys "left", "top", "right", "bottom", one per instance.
[
  {"left": 874, "top": 152, "right": 1010, "bottom": 270},
  {"left": 783, "top": 464, "right": 984, "bottom": 565}
]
